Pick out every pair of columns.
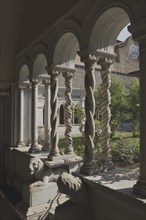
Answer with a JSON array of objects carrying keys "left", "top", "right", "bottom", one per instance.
[
  {"left": 18, "top": 75, "right": 51, "bottom": 151},
  {"left": 29, "top": 75, "right": 51, "bottom": 153},
  {"left": 78, "top": 49, "right": 116, "bottom": 175},
  {"left": 18, "top": 81, "right": 31, "bottom": 147},
  {"left": 28, "top": 66, "right": 76, "bottom": 157},
  {"left": 79, "top": 41, "right": 146, "bottom": 197},
  {"left": 48, "top": 65, "right": 76, "bottom": 159}
]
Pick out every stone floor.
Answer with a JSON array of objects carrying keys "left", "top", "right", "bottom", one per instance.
[{"left": 79, "top": 164, "right": 146, "bottom": 204}]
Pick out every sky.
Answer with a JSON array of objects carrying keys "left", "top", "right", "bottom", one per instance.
[{"left": 117, "top": 24, "right": 131, "bottom": 41}]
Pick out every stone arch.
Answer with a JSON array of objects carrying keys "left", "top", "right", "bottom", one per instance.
[
  {"left": 81, "top": 3, "right": 135, "bottom": 52},
  {"left": 16, "top": 57, "right": 30, "bottom": 81},
  {"left": 32, "top": 53, "right": 48, "bottom": 76},
  {"left": 48, "top": 19, "right": 81, "bottom": 65},
  {"left": 53, "top": 32, "right": 80, "bottom": 68},
  {"left": 19, "top": 65, "right": 30, "bottom": 83},
  {"left": 30, "top": 44, "right": 48, "bottom": 77},
  {"left": 89, "top": 7, "right": 131, "bottom": 52}
]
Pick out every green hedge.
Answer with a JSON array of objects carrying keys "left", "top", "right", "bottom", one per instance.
[
  {"left": 111, "top": 138, "right": 139, "bottom": 165},
  {"left": 59, "top": 136, "right": 140, "bottom": 166}
]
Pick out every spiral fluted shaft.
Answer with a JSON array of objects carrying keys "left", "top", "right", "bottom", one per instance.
[
  {"left": 63, "top": 72, "right": 74, "bottom": 154},
  {"left": 100, "top": 66, "right": 111, "bottom": 163},
  {"left": 50, "top": 72, "right": 60, "bottom": 156},
  {"left": 83, "top": 60, "right": 96, "bottom": 166}
]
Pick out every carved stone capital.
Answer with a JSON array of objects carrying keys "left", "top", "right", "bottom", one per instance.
[
  {"left": 48, "top": 65, "right": 62, "bottom": 76},
  {"left": 98, "top": 57, "right": 113, "bottom": 70},
  {"left": 31, "top": 76, "right": 39, "bottom": 84},
  {"left": 18, "top": 81, "right": 31, "bottom": 89},
  {"left": 78, "top": 47, "right": 97, "bottom": 64},
  {"left": 62, "top": 71, "right": 74, "bottom": 79},
  {"left": 95, "top": 50, "right": 116, "bottom": 69},
  {"left": 95, "top": 49, "right": 116, "bottom": 60},
  {"left": 37, "top": 74, "right": 50, "bottom": 84}
]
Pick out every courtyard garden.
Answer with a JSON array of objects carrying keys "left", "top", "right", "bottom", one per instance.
[
  {"left": 59, "top": 131, "right": 139, "bottom": 167},
  {"left": 59, "top": 76, "right": 140, "bottom": 167}
]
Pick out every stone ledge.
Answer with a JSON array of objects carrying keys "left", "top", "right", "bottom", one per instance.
[{"left": 45, "top": 156, "right": 82, "bottom": 168}]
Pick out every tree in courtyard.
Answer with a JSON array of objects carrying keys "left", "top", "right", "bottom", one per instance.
[
  {"left": 95, "top": 76, "right": 127, "bottom": 137},
  {"left": 126, "top": 77, "right": 140, "bottom": 137}
]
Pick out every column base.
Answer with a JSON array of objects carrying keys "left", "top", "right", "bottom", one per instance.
[
  {"left": 48, "top": 153, "right": 61, "bottom": 161},
  {"left": 18, "top": 141, "right": 25, "bottom": 148},
  {"left": 98, "top": 159, "right": 115, "bottom": 172},
  {"left": 133, "top": 178, "right": 146, "bottom": 198},
  {"left": 42, "top": 146, "right": 50, "bottom": 152},
  {"left": 42, "top": 142, "right": 50, "bottom": 152},
  {"left": 29, "top": 144, "right": 43, "bottom": 153},
  {"left": 80, "top": 162, "right": 99, "bottom": 176}
]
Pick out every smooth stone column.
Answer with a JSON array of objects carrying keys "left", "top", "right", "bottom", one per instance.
[
  {"left": 133, "top": 38, "right": 146, "bottom": 197},
  {"left": 29, "top": 78, "right": 41, "bottom": 153},
  {"left": 78, "top": 50, "right": 97, "bottom": 175},
  {"left": 42, "top": 77, "right": 51, "bottom": 151},
  {"left": 28, "top": 87, "right": 32, "bottom": 147},
  {"left": 18, "top": 84, "right": 25, "bottom": 147},
  {"left": 62, "top": 68, "right": 76, "bottom": 155}
]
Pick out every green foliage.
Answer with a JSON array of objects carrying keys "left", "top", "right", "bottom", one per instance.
[
  {"left": 109, "top": 76, "right": 127, "bottom": 123},
  {"left": 95, "top": 76, "right": 140, "bottom": 137},
  {"left": 59, "top": 133, "right": 140, "bottom": 167},
  {"left": 111, "top": 137, "right": 139, "bottom": 165},
  {"left": 127, "top": 78, "right": 139, "bottom": 109},
  {"left": 59, "top": 136, "right": 85, "bottom": 157},
  {"left": 95, "top": 76, "right": 127, "bottom": 135},
  {"left": 126, "top": 77, "right": 140, "bottom": 137},
  {"left": 94, "top": 120, "right": 101, "bottom": 146}
]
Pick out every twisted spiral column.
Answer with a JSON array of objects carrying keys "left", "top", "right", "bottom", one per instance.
[
  {"left": 63, "top": 71, "right": 74, "bottom": 154},
  {"left": 80, "top": 57, "right": 97, "bottom": 175},
  {"left": 99, "top": 60, "right": 113, "bottom": 165},
  {"left": 49, "top": 70, "right": 60, "bottom": 157}
]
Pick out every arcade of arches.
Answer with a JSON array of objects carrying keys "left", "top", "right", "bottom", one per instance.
[{"left": 0, "top": 1, "right": 146, "bottom": 219}]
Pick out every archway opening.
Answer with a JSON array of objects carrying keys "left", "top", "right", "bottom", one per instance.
[
  {"left": 53, "top": 32, "right": 79, "bottom": 68},
  {"left": 89, "top": 7, "right": 131, "bottom": 52},
  {"left": 19, "top": 64, "right": 30, "bottom": 82},
  {"left": 33, "top": 53, "right": 48, "bottom": 76}
]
